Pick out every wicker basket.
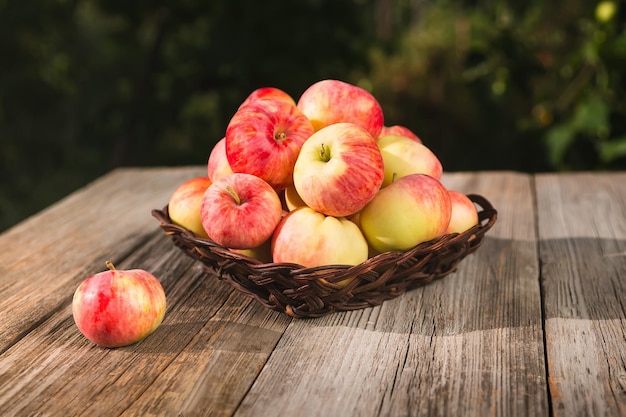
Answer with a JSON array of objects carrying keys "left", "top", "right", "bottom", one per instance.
[{"left": 152, "top": 194, "right": 497, "bottom": 318}]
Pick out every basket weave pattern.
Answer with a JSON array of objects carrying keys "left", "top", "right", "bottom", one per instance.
[{"left": 152, "top": 194, "right": 497, "bottom": 318}]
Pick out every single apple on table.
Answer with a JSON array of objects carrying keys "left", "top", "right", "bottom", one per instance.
[
  {"left": 72, "top": 262, "right": 166, "bottom": 348},
  {"left": 272, "top": 207, "right": 368, "bottom": 285},
  {"left": 239, "top": 86, "right": 296, "bottom": 108},
  {"left": 379, "top": 125, "right": 422, "bottom": 143},
  {"left": 296, "top": 79, "right": 384, "bottom": 138},
  {"left": 207, "top": 137, "right": 234, "bottom": 182},
  {"left": 446, "top": 190, "right": 479, "bottom": 234},
  {"left": 200, "top": 173, "right": 283, "bottom": 249},
  {"left": 293, "top": 122, "right": 384, "bottom": 217},
  {"left": 168, "top": 176, "right": 212, "bottom": 238},
  {"left": 376, "top": 134, "right": 443, "bottom": 186},
  {"left": 225, "top": 98, "right": 314, "bottom": 191},
  {"left": 359, "top": 173, "right": 452, "bottom": 253}
]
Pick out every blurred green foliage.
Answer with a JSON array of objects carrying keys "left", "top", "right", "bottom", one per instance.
[{"left": 1, "top": 0, "right": 625, "bottom": 232}]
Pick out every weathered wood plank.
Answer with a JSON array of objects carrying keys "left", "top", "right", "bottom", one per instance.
[
  {"left": 16, "top": 168, "right": 620, "bottom": 416},
  {"left": 536, "top": 172, "right": 626, "bottom": 417},
  {"left": 119, "top": 276, "right": 291, "bottom": 417},
  {"left": 0, "top": 166, "right": 205, "bottom": 353},
  {"left": 234, "top": 171, "right": 548, "bottom": 417},
  {"left": 0, "top": 219, "right": 291, "bottom": 416},
  {"left": 0, "top": 235, "right": 207, "bottom": 415}
]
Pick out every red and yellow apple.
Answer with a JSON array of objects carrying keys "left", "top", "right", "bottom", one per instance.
[
  {"left": 359, "top": 174, "right": 452, "bottom": 252},
  {"left": 379, "top": 125, "right": 422, "bottom": 143},
  {"left": 376, "top": 134, "right": 443, "bottom": 186},
  {"left": 446, "top": 190, "right": 479, "bottom": 234},
  {"left": 72, "top": 262, "right": 166, "bottom": 348},
  {"left": 225, "top": 98, "right": 314, "bottom": 191},
  {"left": 231, "top": 239, "right": 273, "bottom": 263},
  {"left": 207, "top": 138, "right": 234, "bottom": 182},
  {"left": 200, "top": 173, "right": 282, "bottom": 249},
  {"left": 239, "top": 86, "right": 296, "bottom": 108},
  {"left": 296, "top": 79, "right": 384, "bottom": 138},
  {"left": 168, "top": 176, "right": 212, "bottom": 238},
  {"left": 272, "top": 207, "right": 368, "bottom": 268},
  {"left": 283, "top": 184, "right": 307, "bottom": 212},
  {"left": 293, "top": 122, "right": 384, "bottom": 217}
]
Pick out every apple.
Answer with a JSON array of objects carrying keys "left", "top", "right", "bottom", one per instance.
[
  {"left": 207, "top": 138, "right": 234, "bottom": 182},
  {"left": 359, "top": 174, "right": 452, "bottom": 253},
  {"left": 376, "top": 134, "right": 443, "bottom": 186},
  {"left": 200, "top": 173, "right": 283, "bottom": 249},
  {"left": 446, "top": 190, "right": 479, "bottom": 234},
  {"left": 239, "top": 86, "right": 296, "bottom": 108},
  {"left": 296, "top": 79, "right": 384, "bottom": 138},
  {"left": 293, "top": 122, "right": 384, "bottom": 217},
  {"left": 379, "top": 125, "right": 422, "bottom": 143},
  {"left": 225, "top": 98, "right": 314, "bottom": 191},
  {"left": 284, "top": 184, "right": 307, "bottom": 211},
  {"left": 272, "top": 207, "right": 368, "bottom": 268},
  {"left": 168, "top": 176, "right": 212, "bottom": 238},
  {"left": 231, "top": 239, "right": 273, "bottom": 263},
  {"left": 72, "top": 262, "right": 166, "bottom": 348}
]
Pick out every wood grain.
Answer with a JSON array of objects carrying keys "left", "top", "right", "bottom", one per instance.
[
  {"left": 0, "top": 166, "right": 205, "bottom": 353},
  {"left": 234, "top": 172, "right": 548, "bottom": 417},
  {"left": 4, "top": 167, "right": 624, "bottom": 417},
  {"left": 0, "top": 198, "right": 291, "bottom": 416},
  {"left": 536, "top": 172, "right": 626, "bottom": 417}
]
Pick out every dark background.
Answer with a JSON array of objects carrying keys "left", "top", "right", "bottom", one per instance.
[{"left": 1, "top": 0, "right": 625, "bottom": 232}]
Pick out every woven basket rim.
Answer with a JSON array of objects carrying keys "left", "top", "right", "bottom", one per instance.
[{"left": 152, "top": 193, "right": 498, "bottom": 318}]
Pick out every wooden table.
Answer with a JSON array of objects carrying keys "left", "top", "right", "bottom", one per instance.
[{"left": 1, "top": 167, "right": 625, "bottom": 417}]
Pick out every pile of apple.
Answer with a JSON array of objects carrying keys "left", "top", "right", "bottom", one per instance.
[{"left": 168, "top": 79, "right": 479, "bottom": 270}]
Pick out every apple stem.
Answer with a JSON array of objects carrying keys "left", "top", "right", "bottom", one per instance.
[
  {"left": 105, "top": 261, "right": 116, "bottom": 271},
  {"left": 320, "top": 143, "right": 331, "bottom": 162},
  {"left": 225, "top": 185, "right": 241, "bottom": 205},
  {"left": 392, "top": 172, "right": 398, "bottom": 183},
  {"left": 275, "top": 131, "right": 287, "bottom": 141}
]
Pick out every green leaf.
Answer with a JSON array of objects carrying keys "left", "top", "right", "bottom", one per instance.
[
  {"left": 545, "top": 124, "right": 576, "bottom": 167},
  {"left": 572, "top": 94, "right": 609, "bottom": 135},
  {"left": 598, "top": 137, "right": 626, "bottom": 163}
]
